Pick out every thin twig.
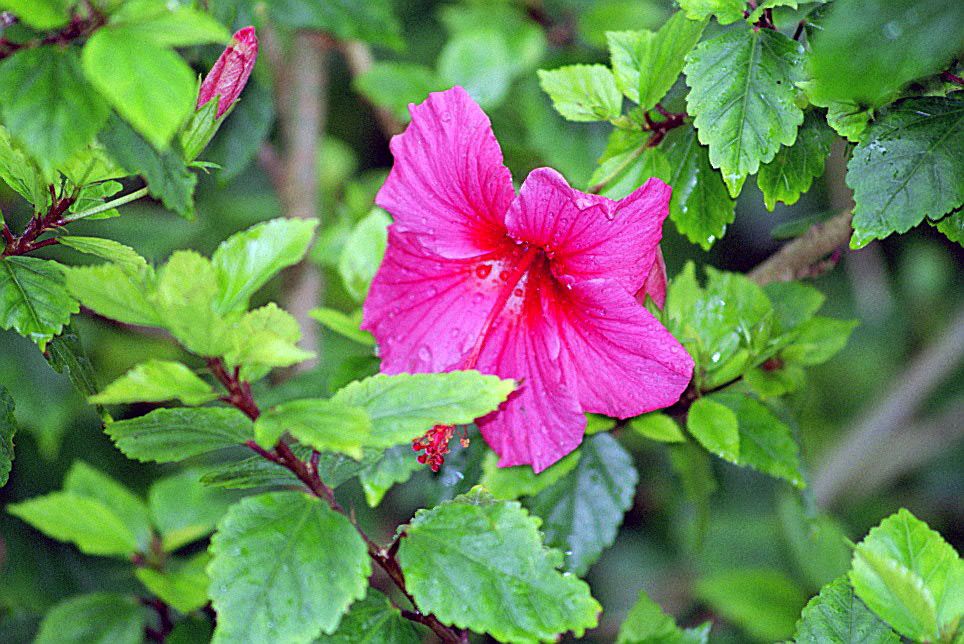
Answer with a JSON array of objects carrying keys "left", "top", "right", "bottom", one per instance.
[
  {"left": 748, "top": 210, "right": 853, "bottom": 285},
  {"left": 339, "top": 40, "right": 405, "bottom": 137}
]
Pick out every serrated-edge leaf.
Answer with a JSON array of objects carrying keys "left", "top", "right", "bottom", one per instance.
[
  {"left": 794, "top": 576, "right": 900, "bottom": 644},
  {"left": 105, "top": 407, "right": 254, "bottom": 463}
]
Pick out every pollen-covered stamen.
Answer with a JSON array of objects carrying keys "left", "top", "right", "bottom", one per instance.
[{"left": 412, "top": 425, "right": 455, "bottom": 472}]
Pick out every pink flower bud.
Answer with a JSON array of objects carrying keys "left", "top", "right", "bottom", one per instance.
[{"left": 197, "top": 26, "right": 258, "bottom": 118}]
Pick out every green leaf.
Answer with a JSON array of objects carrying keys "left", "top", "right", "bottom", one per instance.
[
  {"left": 316, "top": 589, "right": 423, "bottom": 643},
  {"left": 763, "top": 281, "right": 825, "bottom": 333},
  {"left": 781, "top": 317, "right": 857, "bottom": 366},
  {"left": 64, "top": 262, "right": 161, "bottom": 327},
  {"left": 224, "top": 303, "right": 314, "bottom": 380},
  {"left": 684, "top": 26, "right": 804, "bottom": 197},
  {"left": 398, "top": 488, "right": 601, "bottom": 642},
  {"left": 849, "top": 508, "right": 963, "bottom": 641},
  {"left": 676, "top": 0, "right": 745, "bottom": 24},
  {"left": 0, "top": 256, "right": 78, "bottom": 350},
  {"left": 778, "top": 493, "right": 851, "bottom": 591},
  {"left": 618, "top": 589, "right": 710, "bottom": 643},
  {"left": 0, "top": 126, "right": 49, "bottom": 209},
  {"left": 847, "top": 97, "right": 964, "bottom": 249},
  {"left": 662, "top": 126, "right": 736, "bottom": 249},
  {"left": 438, "top": 30, "right": 515, "bottom": 109},
  {"left": 795, "top": 576, "right": 900, "bottom": 644},
  {"left": 136, "top": 553, "right": 211, "bottom": 614},
  {"left": 0, "top": 0, "right": 70, "bottom": 30},
  {"left": 57, "top": 236, "right": 149, "bottom": 274},
  {"left": 254, "top": 398, "right": 371, "bottom": 458},
  {"left": 589, "top": 134, "right": 670, "bottom": 200},
  {"left": 82, "top": 28, "right": 195, "bottom": 149},
  {"left": 212, "top": 217, "right": 318, "bottom": 313},
  {"left": 99, "top": 114, "right": 196, "bottom": 218},
  {"left": 110, "top": 0, "right": 230, "bottom": 48},
  {"left": 0, "top": 385, "right": 16, "bottom": 488},
  {"left": 686, "top": 397, "right": 740, "bottom": 461},
  {"left": 266, "top": 0, "right": 402, "bottom": 50},
  {"left": 538, "top": 64, "right": 623, "bottom": 122},
  {"left": 106, "top": 407, "right": 254, "bottom": 464},
  {"left": 353, "top": 62, "right": 446, "bottom": 123},
  {"left": 45, "top": 323, "right": 103, "bottom": 411},
  {"left": 935, "top": 210, "right": 963, "bottom": 246},
  {"left": 149, "top": 469, "right": 234, "bottom": 552},
  {"left": 208, "top": 491, "right": 371, "bottom": 641},
  {"left": 358, "top": 445, "right": 421, "bottom": 507},
  {"left": 7, "top": 491, "right": 138, "bottom": 556},
  {"left": 34, "top": 593, "right": 148, "bottom": 644},
  {"left": 629, "top": 412, "right": 685, "bottom": 443},
  {"left": 808, "top": 0, "right": 964, "bottom": 107},
  {"left": 713, "top": 392, "right": 805, "bottom": 488},
  {"left": 528, "top": 433, "right": 638, "bottom": 575},
  {"left": 695, "top": 568, "right": 807, "bottom": 641},
  {"left": 310, "top": 307, "right": 375, "bottom": 346},
  {"left": 90, "top": 360, "right": 216, "bottom": 406},
  {"left": 331, "top": 372, "right": 515, "bottom": 448},
  {"left": 152, "top": 251, "right": 229, "bottom": 356},
  {"left": 758, "top": 111, "right": 836, "bottom": 211},
  {"left": 338, "top": 208, "right": 389, "bottom": 303},
  {"left": 480, "top": 448, "right": 582, "bottom": 500},
  {"left": 608, "top": 13, "right": 706, "bottom": 109},
  {"left": 0, "top": 46, "right": 109, "bottom": 173},
  {"left": 438, "top": 2, "right": 545, "bottom": 76},
  {"left": 63, "top": 461, "right": 152, "bottom": 551}
]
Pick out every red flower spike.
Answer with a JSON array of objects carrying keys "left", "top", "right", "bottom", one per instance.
[
  {"left": 412, "top": 425, "right": 455, "bottom": 472},
  {"left": 197, "top": 26, "right": 258, "bottom": 118},
  {"left": 364, "top": 87, "right": 694, "bottom": 472}
]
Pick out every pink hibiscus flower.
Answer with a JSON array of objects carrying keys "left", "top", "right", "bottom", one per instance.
[
  {"left": 363, "top": 87, "right": 693, "bottom": 472},
  {"left": 197, "top": 26, "right": 258, "bottom": 118}
]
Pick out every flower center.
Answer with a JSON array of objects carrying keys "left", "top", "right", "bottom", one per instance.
[{"left": 412, "top": 243, "right": 544, "bottom": 471}]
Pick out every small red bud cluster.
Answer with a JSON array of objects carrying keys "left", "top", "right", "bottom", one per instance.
[{"left": 412, "top": 425, "right": 469, "bottom": 472}]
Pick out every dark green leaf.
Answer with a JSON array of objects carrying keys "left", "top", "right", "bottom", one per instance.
[
  {"left": 135, "top": 553, "right": 211, "bottom": 614},
  {"left": 105, "top": 407, "right": 254, "bottom": 463},
  {"left": 99, "top": 114, "right": 196, "bottom": 218},
  {"left": 149, "top": 469, "right": 234, "bottom": 551},
  {"left": 34, "top": 593, "right": 148, "bottom": 644},
  {"left": 849, "top": 508, "right": 963, "bottom": 641},
  {"left": 795, "top": 576, "right": 900, "bottom": 644},
  {"left": 0, "top": 256, "right": 78, "bottom": 350},
  {"left": 0, "top": 46, "right": 109, "bottom": 173},
  {"left": 398, "top": 488, "right": 601, "bottom": 641},
  {"left": 208, "top": 491, "right": 371, "bottom": 641},
  {"left": 695, "top": 568, "right": 807, "bottom": 641},
  {"left": 480, "top": 448, "right": 582, "bottom": 500},
  {"left": 538, "top": 64, "right": 623, "bottom": 122},
  {"left": 763, "top": 281, "right": 825, "bottom": 333},
  {"left": 528, "top": 433, "right": 638, "bottom": 575},
  {"left": 777, "top": 493, "right": 851, "bottom": 591},
  {"left": 204, "top": 78, "right": 275, "bottom": 182},
  {"left": 211, "top": 217, "right": 318, "bottom": 313},
  {"left": 266, "top": 0, "right": 402, "bottom": 49},
  {"left": 358, "top": 445, "right": 421, "bottom": 507},
  {"left": 847, "top": 97, "right": 964, "bottom": 248},
  {"left": 316, "top": 590, "right": 423, "bottom": 643},
  {"left": 684, "top": 26, "right": 804, "bottom": 197},
  {"left": 618, "top": 588, "right": 710, "bottom": 643},
  {"left": 0, "top": 126, "right": 49, "bottom": 209},
  {"left": 439, "top": 30, "right": 515, "bottom": 109},
  {"left": 0, "top": 385, "right": 16, "bottom": 488},
  {"left": 758, "top": 111, "right": 836, "bottom": 211},
  {"left": 781, "top": 317, "right": 857, "bottom": 366},
  {"left": 808, "top": 0, "right": 964, "bottom": 107},
  {"left": 935, "top": 210, "right": 963, "bottom": 246},
  {"left": 662, "top": 126, "right": 736, "bottom": 249},
  {"left": 354, "top": 63, "right": 447, "bottom": 123}
]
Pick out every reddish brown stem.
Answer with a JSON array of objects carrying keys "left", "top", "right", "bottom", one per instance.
[
  {"left": 205, "top": 358, "right": 466, "bottom": 643},
  {"left": 941, "top": 71, "right": 964, "bottom": 87},
  {"left": 0, "top": 9, "right": 105, "bottom": 60},
  {"left": 1, "top": 188, "right": 75, "bottom": 257}
]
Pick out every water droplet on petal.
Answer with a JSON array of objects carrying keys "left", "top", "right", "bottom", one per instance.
[
  {"left": 418, "top": 345, "right": 432, "bottom": 363},
  {"left": 574, "top": 196, "right": 595, "bottom": 210},
  {"left": 475, "top": 264, "right": 492, "bottom": 279}
]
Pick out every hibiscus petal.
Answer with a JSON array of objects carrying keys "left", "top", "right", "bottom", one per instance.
[
  {"left": 637, "top": 247, "right": 667, "bottom": 309},
  {"left": 553, "top": 278, "right": 693, "bottom": 418},
  {"left": 505, "top": 167, "right": 670, "bottom": 293},
  {"left": 475, "top": 267, "right": 586, "bottom": 472},
  {"left": 362, "top": 228, "right": 516, "bottom": 374},
  {"left": 375, "top": 86, "right": 515, "bottom": 259}
]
